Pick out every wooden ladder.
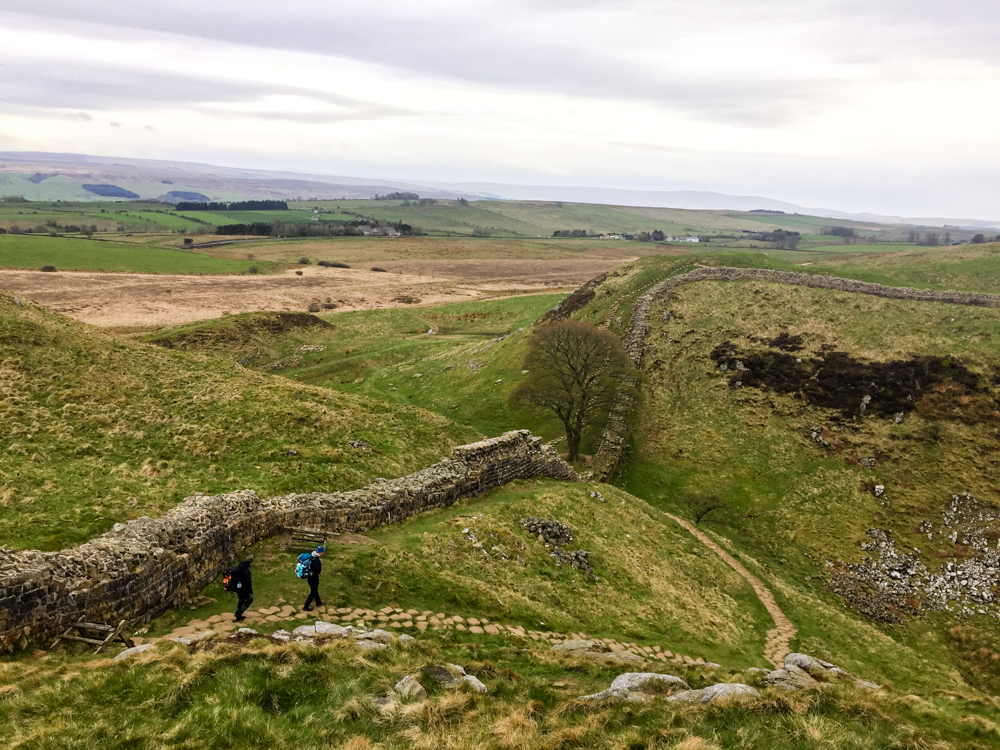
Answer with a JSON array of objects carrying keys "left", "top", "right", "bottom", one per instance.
[
  {"left": 50, "top": 620, "right": 134, "bottom": 654},
  {"left": 286, "top": 527, "right": 328, "bottom": 550}
]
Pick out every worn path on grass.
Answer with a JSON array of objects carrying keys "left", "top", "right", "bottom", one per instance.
[
  {"left": 665, "top": 512, "right": 795, "bottom": 667},
  {"left": 141, "top": 603, "right": 718, "bottom": 668}
]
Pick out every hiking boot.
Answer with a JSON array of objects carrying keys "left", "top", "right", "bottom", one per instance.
[
  {"left": 234, "top": 615, "right": 245, "bottom": 622},
  {"left": 303, "top": 606, "right": 314, "bottom": 611}
]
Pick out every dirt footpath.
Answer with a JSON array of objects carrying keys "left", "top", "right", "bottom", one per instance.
[{"left": 0, "top": 258, "right": 623, "bottom": 328}]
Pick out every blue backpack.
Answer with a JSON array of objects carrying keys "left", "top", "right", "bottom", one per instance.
[{"left": 295, "top": 553, "right": 312, "bottom": 579}]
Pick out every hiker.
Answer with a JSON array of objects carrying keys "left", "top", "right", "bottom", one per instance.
[
  {"left": 303, "top": 545, "right": 325, "bottom": 611},
  {"left": 230, "top": 554, "right": 254, "bottom": 622}
]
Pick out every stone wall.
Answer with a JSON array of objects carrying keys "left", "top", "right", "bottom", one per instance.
[
  {"left": 591, "top": 266, "right": 1000, "bottom": 480},
  {"left": 0, "top": 431, "right": 579, "bottom": 651}
]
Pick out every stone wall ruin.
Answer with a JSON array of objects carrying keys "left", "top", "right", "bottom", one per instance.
[
  {"left": 591, "top": 266, "right": 1000, "bottom": 481},
  {"left": 0, "top": 430, "right": 579, "bottom": 651}
]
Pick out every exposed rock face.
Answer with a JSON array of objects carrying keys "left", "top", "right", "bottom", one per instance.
[
  {"left": 761, "top": 653, "right": 881, "bottom": 692},
  {"left": 0, "top": 431, "right": 579, "bottom": 651},
  {"left": 831, "top": 492, "right": 1000, "bottom": 622},
  {"left": 394, "top": 675, "right": 427, "bottom": 700}
]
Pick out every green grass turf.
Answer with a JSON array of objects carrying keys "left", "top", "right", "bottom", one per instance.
[
  {"left": 0, "top": 234, "right": 272, "bottom": 273},
  {"left": 0, "top": 292, "right": 479, "bottom": 550}
]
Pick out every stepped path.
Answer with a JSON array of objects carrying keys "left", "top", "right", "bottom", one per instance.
[
  {"left": 138, "top": 604, "right": 719, "bottom": 668},
  {"left": 665, "top": 513, "right": 795, "bottom": 667}
]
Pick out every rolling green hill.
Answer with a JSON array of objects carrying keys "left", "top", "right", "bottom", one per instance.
[{"left": 0, "top": 291, "right": 478, "bottom": 550}]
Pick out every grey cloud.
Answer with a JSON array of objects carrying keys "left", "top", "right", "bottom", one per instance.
[
  {"left": 5, "top": 1, "right": 1000, "bottom": 127},
  {"left": 0, "top": 59, "right": 414, "bottom": 121}
]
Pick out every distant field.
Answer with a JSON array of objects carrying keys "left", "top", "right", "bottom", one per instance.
[{"left": 0, "top": 234, "right": 268, "bottom": 274}]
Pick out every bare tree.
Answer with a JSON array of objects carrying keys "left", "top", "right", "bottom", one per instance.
[
  {"left": 686, "top": 494, "right": 729, "bottom": 525},
  {"left": 509, "top": 320, "right": 635, "bottom": 462}
]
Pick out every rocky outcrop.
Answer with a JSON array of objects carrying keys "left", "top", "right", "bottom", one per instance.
[
  {"left": 580, "top": 672, "right": 689, "bottom": 702},
  {"left": 760, "top": 653, "right": 880, "bottom": 692},
  {"left": 592, "top": 266, "right": 1000, "bottom": 481},
  {"left": 0, "top": 431, "right": 579, "bottom": 651}
]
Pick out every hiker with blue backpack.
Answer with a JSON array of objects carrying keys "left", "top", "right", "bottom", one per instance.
[{"left": 297, "top": 545, "right": 325, "bottom": 611}]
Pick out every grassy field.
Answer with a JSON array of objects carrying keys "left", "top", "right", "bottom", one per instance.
[
  {"left": 6, "top": 628, "right": 999, "bottom": 750},
  {"left": 0, "top": 291, "right": 479, "bottom": 550},
  {"left": 6, "top": 249, "right": 1000, "bottom": 746},
  {"left": 2, "top": 480, "right": 999, "bottom": 749},
  {"left": 0, "top": 234, "right": 271, "bottom": 274}
]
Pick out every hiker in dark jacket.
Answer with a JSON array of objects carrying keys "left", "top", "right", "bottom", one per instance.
[
  {"left": 233, "top": 554, "right": 254, "bottom": 622},
  {"left": 303, "top": 546, "right": 324, "bottom": 611}
]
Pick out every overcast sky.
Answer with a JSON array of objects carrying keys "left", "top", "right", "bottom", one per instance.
[{"left": 2, "top": 1, "right": 999, "bottom": 217}]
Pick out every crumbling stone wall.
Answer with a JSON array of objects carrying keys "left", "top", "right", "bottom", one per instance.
[
  {"left": 0, "top": 431, "right": 578, "bottom": 651},
  {"left": 592, "top": 266, "right": 1000, "bottom": 480}
]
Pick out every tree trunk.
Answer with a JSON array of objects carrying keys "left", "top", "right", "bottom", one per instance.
[{"left": 566, "top": 426, "right": 581, "bottom": 463}]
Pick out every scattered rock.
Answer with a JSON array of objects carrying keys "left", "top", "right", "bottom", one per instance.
[
  {"left": 521, "top": 517, "right": 574, "bottom": 546},
  {"left": 426, "top": 663, "right": 465, "bottom": 687},
  {"left": 462, "top": 674, "right": 488, "bottom": 693},
  {"left": 272, "top": 630, "right": 291, "bottom": 642},
  {"left": 236, "top": 628, "right": 258, "bottom": 636},
  {"left": 113, "top": 644, "right": 153, "bottom": 660},
  {"left": 355, "top": 628, "right": 393, "bottom": 644},
  {"left": 398, "top": 634, "right": 416, "bottom": 646},
  {"left": 355, "top": 640, "right": 387, "bottom": 652},
  {"left": 394, "top": 675, "right": 428, "bottom": 700},
  {"left": 315, "top": 621, "right": 350, "bottom": 637},
  {"left": 292, "top": 625, "right": 316, "bottom": 639},
  {"left": 581, "top": 673, "right": 689, "bottom": 703},
  {"left": 761, "top": 665, "right": 816, "bottom": 691}
]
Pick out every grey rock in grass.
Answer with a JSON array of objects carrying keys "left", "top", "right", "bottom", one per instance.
[
  {"left": 761, "top": 665, "right": 816, "bottom": 691},
  {"left": 292, "top": 625, "right": 316, "bottom": 639},
  {"left": 667, "top": 689, "right": 705, "bottom": 703},
  {"left": 314, "top": 621, "right": 350, "bottom": 637},
  {"left": 271, "top": 629, "right": 291, "bottom": 642},
  {"left": 355, "top": 640, "right": 388, "bottom": 652},
  {"left": 783, "top": 653, "right": 840, "bottom": 679},
  {"left": 426, "top": 663, "right": 465, "bottom": 687},
  {"left": 190, "top": 630, "right": 214, "bottom": 642},
  {"left": 236, "top": 628, "right": 258, "bottom": 636},
  {"left": 113, "top": 644, "right": 153, "bottom": 660},
  {"left": 581, "top": 672, "right": 689, "bottom": 702},
  {"left": 462, "top": 674, "right": 488, "bottom": 693},
  {"left": 398, "top": 634, "right": 416, "bottom": 646},
  {"left": 701, "top": 683, "right": 760, "bottom": 703},
  {"left": 669, "top": 683, "right": 760, "bottom": 704},
  {"left": 610, "top": 673, "right": 689, "bottom": 693},
  {"left": 355, "top": 628, "right": 393, "bottom": 644},
  {"left": 394, "top": 675, "right": 428, "bottom": 700},
  {"left": 169, "top": 637, "right": 192, "bottom": 645}
]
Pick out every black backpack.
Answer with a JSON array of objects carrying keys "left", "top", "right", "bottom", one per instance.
[{"left": 223, "top": 565, "right": 241, "bottom": 594}]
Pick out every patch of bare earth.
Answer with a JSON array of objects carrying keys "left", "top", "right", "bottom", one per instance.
[{"left": 0, "top": 258, "right": 625, "bottom": 328}]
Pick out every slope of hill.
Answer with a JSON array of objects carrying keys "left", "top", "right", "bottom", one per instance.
[{"left": 0, "top": 291, "right": 479, "bottom": 550}]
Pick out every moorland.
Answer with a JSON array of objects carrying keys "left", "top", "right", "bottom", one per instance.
[{"left": 2, "top": 195, "right": 1000, "bottom": 749}]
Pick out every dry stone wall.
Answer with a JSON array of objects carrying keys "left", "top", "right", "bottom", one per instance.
[
  {"left": 592, "top": 266, "right": 1000, "bottom": 480},
  {"left": 0, "top": 431, "right": 578, "bottom": 651}
]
